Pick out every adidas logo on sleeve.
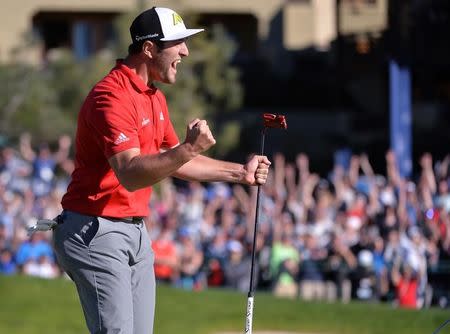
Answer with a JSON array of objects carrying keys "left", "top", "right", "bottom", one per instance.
[{"left": 114, "top": 132, "right": 130, "bottom": 145}]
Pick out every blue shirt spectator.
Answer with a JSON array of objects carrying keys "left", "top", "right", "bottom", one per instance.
[
  {"left": 15, "top": 233, "right": 54, "bottom": 266},
  {"left": 0, "top": 248, "right": 17, "bottom": 275},
  {"left": 31, "top": 145, "right": 56, "bottom": 197}
]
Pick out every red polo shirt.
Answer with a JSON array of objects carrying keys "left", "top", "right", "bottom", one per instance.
[{"left": 61, "top": 60, "right": 179, "bottom": 218}]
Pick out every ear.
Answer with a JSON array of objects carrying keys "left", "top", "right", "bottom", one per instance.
[{"left": 142, "top": 40, "right": 157, "bottom": 59}]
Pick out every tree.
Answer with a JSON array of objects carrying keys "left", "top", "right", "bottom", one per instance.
[{"left": 0, "top": 50, "right": 112, "bottom": 142}]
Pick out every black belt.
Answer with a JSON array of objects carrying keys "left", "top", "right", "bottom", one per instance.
[
  {"left": 60, "top": 211, "right": 143, "bottom": 225},
  {"left": 101, "top": 216, "right": 144, "bottom": 224}
]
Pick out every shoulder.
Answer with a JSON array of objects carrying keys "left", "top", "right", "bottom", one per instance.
[
  {"left": 93, "top": 71, "right": 132, "bottom": 100},
  {"left": 87, "top": 72, "right": 135, "bottom": 113},
  {"left": 82, "top": 85, "right": 137, "bottom": 127}
]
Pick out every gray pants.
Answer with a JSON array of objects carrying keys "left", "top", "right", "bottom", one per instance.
[{"left": 53, "top": 211, "right": 155, "bottom": 334}]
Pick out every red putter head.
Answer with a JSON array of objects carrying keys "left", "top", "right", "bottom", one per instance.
[{"left": 263, "top": 113, "right": 287, "bottom": 129}]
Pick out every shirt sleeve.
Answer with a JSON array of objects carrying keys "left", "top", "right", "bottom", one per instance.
[
  {"left": 88, "top": 90, "right": 140, "bottom": 159},
  {"left": 162, "top": 118, "right": 179, "bottom": 149}
]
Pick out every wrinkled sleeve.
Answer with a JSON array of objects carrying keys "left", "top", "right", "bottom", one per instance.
[{"left": 87, "top": 90, "right": 140, "bottom": 159}]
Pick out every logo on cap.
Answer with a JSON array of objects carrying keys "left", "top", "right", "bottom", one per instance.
[
  {"left": 173, "top": 13, "right": 183, "bottom": 26},
  {"left": 135, "top": 33, "right": 159, "bottom": 41}
]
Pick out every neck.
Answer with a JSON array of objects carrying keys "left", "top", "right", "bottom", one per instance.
[{"left": 123, "top": 55, "right": 152, "bottom": 86}]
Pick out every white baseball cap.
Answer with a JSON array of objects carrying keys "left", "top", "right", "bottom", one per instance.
[{"left": 130, "top": 7, "right": 204, "bottom": 44}]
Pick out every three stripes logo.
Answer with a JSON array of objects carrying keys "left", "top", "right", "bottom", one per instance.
[{"left": 114, "top": 132, "right": 130, "bottom": 145}]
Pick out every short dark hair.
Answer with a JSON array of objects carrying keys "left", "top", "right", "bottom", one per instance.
[
  {"left": 127, "top": 40, "right": 165, "bottom": 55},
  {"left": 128, "top": 41, "right": 144, "bottom": 55}
]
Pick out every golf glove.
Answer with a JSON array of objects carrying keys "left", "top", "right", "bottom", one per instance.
[{"left": 27, "top": 218, "right": 58, "bottom": 236}]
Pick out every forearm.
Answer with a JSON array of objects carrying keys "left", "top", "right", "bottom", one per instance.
[
  {"left": 423, "top": 169, "right": 437, "bottom": 194},
  {"left": 387, "top": 162, "right": 402, "bottom": 187},
  {"left": 173, "top": 154, "right": 246, "bottom": 183},
  {"left": 348, "top": 158, "right": 359, "bottom": 186},
  {"left": 112, "top": 117, "right": 223, "bottom": 191},
  {"left": 360, "top": 155, "right": 374, "bottom": 178},
  {"left": 113, "top": 144, "right": 196, "bottom": 191},
  {"left": 274, "top": 154, "right": 286, "bottom": 197}
]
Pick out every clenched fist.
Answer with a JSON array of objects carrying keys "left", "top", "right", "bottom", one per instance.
[
  {"left": 184, "top": 118, "right": 216, "bottom": 155},
  {"left": 243, "top": 155, "right": 271, "bottom": 186}
]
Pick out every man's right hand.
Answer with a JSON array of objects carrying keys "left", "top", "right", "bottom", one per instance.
[{"left": 184, "top": 118, "right": 216, "bottom": 155}]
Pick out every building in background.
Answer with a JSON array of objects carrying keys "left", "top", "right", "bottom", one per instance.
[{"left": 0, "top": 0, "right": 387, "bottom": 63}]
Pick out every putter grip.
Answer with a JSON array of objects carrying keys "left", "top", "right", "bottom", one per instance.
[{"left": 244, "top": 296, "right": 254, "bottom": 334}]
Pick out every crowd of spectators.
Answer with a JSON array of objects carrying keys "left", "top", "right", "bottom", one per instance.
[{"left": 1, "top": 133, "right": 450, "bottom": 310}]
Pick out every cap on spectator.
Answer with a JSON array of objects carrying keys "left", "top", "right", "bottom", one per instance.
[
  {"left": 380, "top": 189, "right": 396, "bottom": 207},
  {"left": 130, "top": 7, "right": 204, "bottom": 44},
  {"left": 227, "top": 240, "right": 243, "bottom": 253},
  {"left": 346, "top": 215, "right": 363, "bottom": 230},
  {"left": 178, "top": 226, "right": 191, "bottom": 238},
  {"left": 355, "top": 180, "right": 370, "bottom": 196},
  {"left": 425, "top": 208, "right": 440, "bottom": 222},
  {"left": 358, "top": 249, "right": 373, "bottom": 268}
]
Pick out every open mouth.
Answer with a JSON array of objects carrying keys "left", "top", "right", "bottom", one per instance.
[{"left": 172, "top": 59, "right": 181, "bottom": 70}]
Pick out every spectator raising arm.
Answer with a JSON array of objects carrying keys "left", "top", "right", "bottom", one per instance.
[
  {"left": 419, "top": 153, "right": 437, "bottom": 195},
  {"left": 296, "top": 153, "right": 310, "bottom": 198},
  {"left": 348, "top": 155, "right": 360, "bottom": 187},
  {"left": 437, "top": 154, "right": 450, "bottom": 181},
  {"left": 274, "top": 152, "right": 286, "bottom": 200},
  {"left": 359, "top": 153, "right": 375, "bottom": 179},
  {"left": 19, "top": 133, "right": 35, "bottom": 162},
  {"left": 54, "top": 135, "right": 72, "bottom": 165},
  {"left": 386, "top": 150, "right": 402, "bottom": 188}
]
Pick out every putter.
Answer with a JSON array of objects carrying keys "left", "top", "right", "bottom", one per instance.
[{"left": 245, "top": 113, "right": 287, "bottom": 334}]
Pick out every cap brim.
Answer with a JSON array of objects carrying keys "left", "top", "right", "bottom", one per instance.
[{"left": 160, "top": 28, "right": 204, "bottom": 41}]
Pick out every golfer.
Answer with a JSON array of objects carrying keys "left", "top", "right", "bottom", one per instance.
[{"left": 52, "top": 6, "right": 270, "bottom": 334}]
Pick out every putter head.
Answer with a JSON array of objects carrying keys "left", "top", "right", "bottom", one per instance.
[{"left": 263, "top": 113, "right": 287, "bottom": 129}]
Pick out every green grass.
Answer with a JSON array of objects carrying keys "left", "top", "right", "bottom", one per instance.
[{"left": 0, "top": 275, "right": 449, "bottom": 334}]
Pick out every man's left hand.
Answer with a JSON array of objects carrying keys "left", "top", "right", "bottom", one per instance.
[{"left": 243, "top": 155, "right": 271, "bottom": 186}]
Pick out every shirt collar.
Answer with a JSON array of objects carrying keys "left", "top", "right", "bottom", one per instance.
[{"left": 115, "top": 59, "right": 157, "bottom": 94}]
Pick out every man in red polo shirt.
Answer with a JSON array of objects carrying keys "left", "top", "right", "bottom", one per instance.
[{"left": 51, "top": 6, "right": 270, "bottom": 334}]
